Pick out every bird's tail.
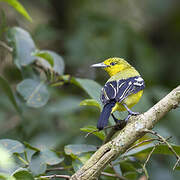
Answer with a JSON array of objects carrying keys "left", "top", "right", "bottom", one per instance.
[{"left": 97, "top": 100, "right": 116, "bottom": 130}]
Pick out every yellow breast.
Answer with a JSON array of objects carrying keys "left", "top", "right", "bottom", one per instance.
[{"left": 112, "top": 90, "right": 143, "bottom": 113}]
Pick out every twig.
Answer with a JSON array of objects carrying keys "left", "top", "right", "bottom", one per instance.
[
  {"left": 85, "top": 130, "right": 98, "bottom": 138},
  {"left": 141, "top": 165, "right": 149, "bottom": 180},
  {"left": 40, "top": 174, "right": 70, "bottom": 179},
  {"left": 142, "top": 146, "right": 156, "bottom": 179},
  {"left": 50, "top": 74, "right": 72, "bottom": 87},
  {"left": 173, "top": 158, "right": 180, "bottom": 170},
  {"left": 101, "top": 172, "right": 118, "bottom": 177},
  {"left": 85, "top": 121, "right": 126, "bottom": 139},
  {"left": 144, "top": 129, "right": 180, "bottom": 171},
  {"left": 125, "top": 136, "right": 172, "bottom": 154},
  {"left": 141, "top": 136, "right": 172, "bottom": 179},
  {"left": 46, "top": 166, "right": 73, "bottom": 173},
  {"left": 0, "top": 40, "right": 13, "bottom": 53},
  {"left": 110, "top": 163, "right": 129, "bottom": 180},
  {"left": 46, "top": 167, "right": 65, "bottom": 172},
  {"left": 85, "top": 124, "right": 116, "bottom": 138},
  {"left": 44, "top": 169, "right": 128, "bottom": 179},
  {"left": 101, "top": 172, "right": 127, "bottom": 179},
  {"left": 125, "top": 138, "right": 159, "bottom": 154},
  {"left": 15, "top": 154, "right": 29, "bottom": 166}
]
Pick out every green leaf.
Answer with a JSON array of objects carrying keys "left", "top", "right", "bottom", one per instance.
[
  {"left": 12, "top": 168, "right": 34, "bottom": 180},
  {"left": 47, "top": 96, "right": 81, "bottom": 115},
  {"left": 71, "top": 78, "right": 102, "bottom": 104},
  {"left": 6, "top": 27, "right": 36, "bottom": 68},
  {"left": 72, "top": 159, "right": 83, "bottom": 172},
  {"left": 17, "top": 79, "right": 49, "bottom": 108},
  {"left": 175, "top": 166, "right": 180, "bottom": 171},
  {"left": 80, "top": 125, "right": 105, "bottom": 140},
  {"left": 0, "top": 0, "right": 32, "bottom": 22},
  {"left": 32, "top": 50, "right": 54, "bottom": 67},
  {"left": 0, "top": 139, "right": 24, "bottom": 155},
  {"left": 23, "top": 142, "right": 40, "bottom": 152},
  {"left": 29, "top": 153, "right": 46, "bottom": 176},
  {"left": 24, "top": 149, "right": 36, "bottom": 163},
  {"left": 120, "top": 161, "right": 136, "bottom": 172},
  {"left": 113, "top": 164, "right": 122, "bottom": 176},
  {"left": 40, "top": 149, "right": 64, "bottom": 165},
  {"left": 0, "top": 76, "right": 21, "bottom": 113},
  {"left": 123, "top": 171, "right": 138, "bottom": 180},
  {"left": 29, "top": 149, "right": 63, "bottom": 176},
  {"left": 64, "top": 144, "right": 97, "bottom": 157},
  {"left": 123, "top": 143, "right": 180, "bottom": 157},
  {"left": 80, "top": 99, "right": 101, "bottom": 109},
  {"left": 0, "top": 173, "right": 15, "bottom": 180},
  {"left": 0, "top": 147, "right": 15, "bottom": 169},
  {"left": 35, "top": 50, "right": 65, "bottom": 75}
]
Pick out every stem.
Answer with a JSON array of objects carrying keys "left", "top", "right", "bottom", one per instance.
[
  {"left": 0, "top": 40, "right": 13, "bottom": 52},
  {"left": 101, "top": 172, "right": 127, "bottom": 179},
  {"left": 16, "top": 154, "right": 29, "bottom": 166},
  {"left": 125, "top": 138, "right": 162, "bottom": 154}
]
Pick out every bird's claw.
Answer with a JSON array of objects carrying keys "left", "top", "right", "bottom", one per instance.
[
  {"left": 124, "top": 111, "right": 140, "bottom": 122},
  {"left": 130, "top": 111, "right": 140, "bottom": 116}
]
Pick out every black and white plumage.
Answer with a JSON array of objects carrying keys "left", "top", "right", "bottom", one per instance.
[
  {"left": 101, "top": 76, "right": 145, "bottom": 105},
  {"left": 97, "top": 76, "right": 145, "bottom": 130}
]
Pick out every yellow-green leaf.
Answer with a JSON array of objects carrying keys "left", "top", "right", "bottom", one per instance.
[
  {"left": 80, "top": 125, "right": 105, "bottom": 140},
  {"left": 12, "top": 168, "right": 34, "bottom": 180},
  {"left": 0, "top": 0, "right": 32, "bottom": 22},
  {"left": 32, "top": 50, "right": 54, "bottom": 67},
  {"left": 80, "top": 99, "right": 101, "bottom": 109}
]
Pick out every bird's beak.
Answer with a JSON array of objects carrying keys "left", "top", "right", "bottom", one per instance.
[{"left": 90, "top": 62, "right": 109, "bottom": 68}]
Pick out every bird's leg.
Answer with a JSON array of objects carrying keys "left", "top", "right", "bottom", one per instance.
[
  {"left": 122, "top": 103, "right": 140, "bottom": 122},
  {"left": 122, "top": 103, "right": 140, "bottom": 115},
  {"left": 111, "top": 114, "right": 120, "bottom": 123},
  {"left": 111, "top": 113, "right": 127, "bottom": 130}
]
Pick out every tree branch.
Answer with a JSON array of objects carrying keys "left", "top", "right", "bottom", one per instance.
[{"left": 70, "top": 85, "right": 180, "bottom": 180}]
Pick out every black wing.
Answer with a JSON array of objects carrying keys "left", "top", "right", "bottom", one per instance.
[{"left": 100, "top": 76, "right": 145, "bottom": 105}]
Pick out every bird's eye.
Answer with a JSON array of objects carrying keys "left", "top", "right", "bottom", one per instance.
[{"left": 110, "top": 62, "right": 116, "bottom": 66}]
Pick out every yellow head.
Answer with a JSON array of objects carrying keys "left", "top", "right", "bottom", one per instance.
[{"left": 91, "top": 57, "right": 132, "bottom": 76}]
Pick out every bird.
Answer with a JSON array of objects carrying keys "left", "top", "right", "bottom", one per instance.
[{"left": 91, "top": 57, "right": 145, "bottom": 130}]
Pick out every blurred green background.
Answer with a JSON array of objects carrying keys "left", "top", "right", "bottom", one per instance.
[{"left": 0, "top": 0, "right": 180, "bottom": 179}]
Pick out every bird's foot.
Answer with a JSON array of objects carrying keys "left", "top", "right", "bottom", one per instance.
[
  {"left": 129, "top": 111, "right": 140, "bottom": 116},
  {"left": 124, "top": 111, "right": 140, "bottom": 123},
  {"left": 122, "top": 103, "right": 140, "bottom": 119}
]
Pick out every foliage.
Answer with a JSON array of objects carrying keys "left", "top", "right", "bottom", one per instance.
[
  {"left": 0, "top": 76, "right": 21, "bottom": 113},
  {"left": 0, "top": 0, "right": 180, "bottom": 179},
  {"left": 0, "top": 0, "right": 32, "bottom": 21}
]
